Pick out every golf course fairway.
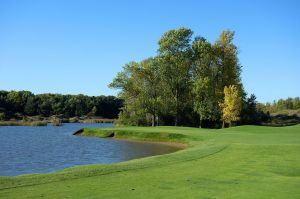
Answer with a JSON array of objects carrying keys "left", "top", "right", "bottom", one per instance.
[{"left": 0, "top": 125, "right": 299, "bottom": 198}]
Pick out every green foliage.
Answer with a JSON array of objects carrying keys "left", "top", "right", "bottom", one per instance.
[
  {"left": 192, "top": 37, "right": 220, "bottom": 126},
  {"left": 158, "top": 28, "right": 193, "bottom": 126},
  {"left": 0, "top": 90, "right": 122, "bottom": 120},
  {"left": 214, "top": 31, "right": 243, "bottom": 99},
  {"left": 110, "top": 58, "right": 164, "bottom": 126},
  {"left": 24, "top": 96, "right": 37, "bottom": 116},
  {"left": 88, "top": 106, "right": 97, "bottom": 116},
  {"left": 254, "top": 97, "right": 300, "bottom": 126},
  {"left": 158, "top": 28, "right": 193, "bottom": 54},
  {"left": 258, "top": 97, "right": 300, "bottom": 113},
  {"left": 110, "top": 28, "right": 244, "bottom": 128},
  {"left": 240, "top": 94, "right": 269, "bottom": 125},
  {"left": 0, "top": 112, "right": 6, "bottom": 121},
  {"left": 192, "top": 77, "right": 219, "bottom": 124}
]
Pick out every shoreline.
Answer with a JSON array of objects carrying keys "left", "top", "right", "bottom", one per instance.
[
  {"left": 111, "top": 137, "right": 188, "bottom": 149},
  {"left": 0, "top": 119, "right": 115, "bottom": 126},
  {"left": 74, "top": 128, "right": 189, "bottom": 149}
]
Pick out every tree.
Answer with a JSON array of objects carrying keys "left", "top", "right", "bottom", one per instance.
[
  {"left": 240, "top": 94, "right": 260, "bottom": 124},
  {"left": 214, "top": 31, "right": 243, "bottom": 98},
  {"left": 158, "top": 28, "right": 193, "bottom": 126},
  {"left": 24, "top": 96, "right": 37, "bottom": 116},
  {"left": 0, "top": 112, "right": 6, "bottom": 121},
  {"left": 109, "top": 28, "right": 246, "bottom": 128},
  {"left": 0, "top": 90, "right": 122, "bottom": 120},
  {"left": 51, "top": 94, "right": 65, "bottom": 116},
  {"left": 109, "top": 58, "right": 163, "bottom": 126},
  {"left": 88, "top": 106, "right": 97, "bottom": 117},
  {"left": 293, "top": 97, "right": 300, "bottom": 109},
  {"left": 37, "top": 94, "right": 53, "bottom": 116},
  {"left": 137, "top": 58, "right": 163, "bottom": 126},
  {"left": 0, "top": 91, "right": 9, "bottom": 117},
  {"left": 7, "top": 91, "right": 33, "bottom": 114},
  {"left": 192, "top": 37, "right": 220, "bottom": 127},
  {"left": 109, "top": 62, "right": 148, "bottom": 125},
  {"left": 220, "top": 85, "right": 242, "bottom": 127},
  {"left": 192, "top": 77, "right": 217, "bottom": 127}
]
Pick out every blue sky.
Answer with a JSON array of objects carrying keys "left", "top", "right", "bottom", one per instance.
[{"left": 0, "top": 0, "right": 299, "bottom": 103}]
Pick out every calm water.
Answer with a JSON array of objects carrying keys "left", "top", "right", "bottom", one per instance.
[{"left": 0, "top": 123, "right": 179, "bottom": 176}]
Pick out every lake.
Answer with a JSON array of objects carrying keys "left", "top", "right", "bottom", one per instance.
[{"left": 0, "top": 123, "right": 180, "bottom": 176}]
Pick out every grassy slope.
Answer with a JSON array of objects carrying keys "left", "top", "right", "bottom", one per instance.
[{"left": 0, "top": 125, "right": 299, "bottom": 198}]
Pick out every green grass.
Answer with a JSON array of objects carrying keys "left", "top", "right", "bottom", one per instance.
[{"left": 1, "top": 125, "right": 300, "bottom": 198}]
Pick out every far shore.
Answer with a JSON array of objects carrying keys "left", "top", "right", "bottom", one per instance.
[{"left": 0, "top": 117, "right": 116, "bottom": 126}]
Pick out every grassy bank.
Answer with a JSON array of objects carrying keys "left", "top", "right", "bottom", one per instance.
[{"left": 0, "top": 125, "right": 300, "bottom": 198}]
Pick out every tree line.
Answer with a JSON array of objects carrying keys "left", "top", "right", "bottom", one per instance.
[
  {"left": 110, "top": 28, "right": 264, "bottom": 128},
  {"left": 0, "top": 90, "right": 123, "bottom": 120},
  {"left": 258, "top": 97, "right": 300, "bottom": 113}
]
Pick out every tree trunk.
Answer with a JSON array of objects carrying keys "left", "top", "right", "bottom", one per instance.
[
  {"left": 151, "top": 114, "right": 155, "bottom": 127},
  {"left": 175, "top": 89, "right": 178, "bottom": 126},
  {"left": 199, "top": 118, "right": 202, "bottom": 128},
  {"left": 222, "top": 120, "right": 225, "bottom": 128}
]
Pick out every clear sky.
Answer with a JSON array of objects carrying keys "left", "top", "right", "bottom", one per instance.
[{"left": 0, "top": 0, "right": 299, "bottom": 103}]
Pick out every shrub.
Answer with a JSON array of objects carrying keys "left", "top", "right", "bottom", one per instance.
[{"left": 51, "top": 117, "right": 63, "bottom": 126}]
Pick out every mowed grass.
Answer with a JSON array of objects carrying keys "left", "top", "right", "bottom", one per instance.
[{"left": 0, "top": 125, "right": 300, "bottom": 198}]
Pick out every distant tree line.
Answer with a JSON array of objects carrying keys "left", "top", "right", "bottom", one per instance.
[
  {"left": 257, "top": 97, "right": 300, "bottom": 113},
  {"left": 110, "top": 28, "right": 265, "bottom": 128},
  {"left": 0, "top": 90, "right": 123, "bottom": 120}
]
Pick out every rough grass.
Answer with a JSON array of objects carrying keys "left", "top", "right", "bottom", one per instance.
[
  {"left": 0, "top": 121, "right": 48, "bottom": 126},
  {"left": 0, "top": 125, "right": 299, "bottom": 198}
]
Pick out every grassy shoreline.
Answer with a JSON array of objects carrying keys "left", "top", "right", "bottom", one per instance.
[
  {"left": 1, "top": 125, "right": 300, "bottom": 198},
  {"left": 75, "top": 127, "right": 189, "bottom": 148}
]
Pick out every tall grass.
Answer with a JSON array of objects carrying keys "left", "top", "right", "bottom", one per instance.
[{"left": 0, "top": 121, "right": 47, "bottom": 126}]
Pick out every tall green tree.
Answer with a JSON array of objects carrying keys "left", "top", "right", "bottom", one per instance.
[
  {"left": 109, "top": 58, "right": 163, "bottom": 126},
  {"left": 109, "top": 62, "right": 147, "bottom": 125},
  {"left": 214, "top": 31, "right": 243, "bottom": 98},
  {"left": 158, "top": 28, "right": 193, "bottom": 126},
  {"left": 7, "top": 91, "right": 33, "bottom": 114},
  {"left": 24, "top": 96, "right": 37, "bottom": 116},
  {"left": 137, "top": 58, "right": 163, "bottom": 126},
  {"left": 192, "top": 37, "right": 220, "bottom": 127}
]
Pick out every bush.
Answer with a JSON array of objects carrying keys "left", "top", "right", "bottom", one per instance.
[
  {"left": 51, "top": 117, "right": 63, "bottom": 126},
  {"left": 0, "top": 112, "right": 6, "bottom": 121},
  {"left": 30, "top": 121, "right": 48, "bottom": 126},
  {"left": 69, "top": 117, "right": 79, "bottom": 123}
]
